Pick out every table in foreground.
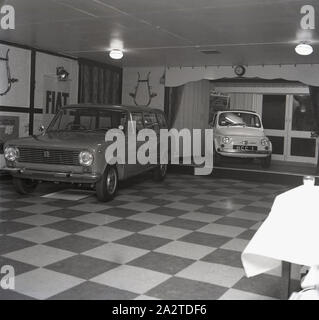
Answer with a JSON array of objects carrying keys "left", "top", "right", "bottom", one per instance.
[{"left": 241, "top": 184, "right": 319, "bottom": 299}]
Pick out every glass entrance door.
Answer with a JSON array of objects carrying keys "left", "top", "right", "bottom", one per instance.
[
  {"left": 261, "top": 94, "right": 288, "bottom": 161},
  {"left": 261, "top": 94, "right": 318, "bottom": 164},
  {"left": 286, "top": 95, "right": 318, "bottom": 164}
]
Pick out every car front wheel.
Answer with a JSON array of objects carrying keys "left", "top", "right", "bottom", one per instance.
[
  {"left": 96, "top": 166, "right": 118, "bottom": 202},
  {"left": 12, "top": 177, "right": 38, "bottom": 194}
]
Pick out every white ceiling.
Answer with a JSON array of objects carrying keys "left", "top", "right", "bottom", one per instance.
[{"left": 1, "top": 0, "right": 319, "bottom": 67}]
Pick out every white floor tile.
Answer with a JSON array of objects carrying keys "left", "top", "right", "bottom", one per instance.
[
  {"left": 72, "top": 213, "right": 120, "bottom": 225},
  {"left": 91, "top": 265, "right": 170, "bottom": 294},
  {"left": 177, "top": 261, "right": 244, "bottom": 288},
  {"left": 155, "top": 241, "right": 216, "bottom": 260},
  {"left": 140, "top": 225, "right": 191, "bottom": 240},
  {"left": 198, "top": 223, "right": 245, "bottom": 237},
  {"left": 4, "top": 245, "right": 75, "bottom": 267},
  {"left": 77, "top": 226, "right": 132, "bottom": 242},
  {"left": 83, "top": 243, "right": 148, "bottom": 264},
  {"left": 14, "top": 269, "right": 84, "bottom": 300},
  {"left": 10, "top": 227, "right": 68, "bottom": 244}
]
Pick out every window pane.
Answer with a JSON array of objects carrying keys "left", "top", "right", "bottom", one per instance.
[
  {"left": 291, "top": 95, "right": 316, "bottom": 132},
  {"left": 156, "top": 113, "right": 167, "bottom": 129},
  {"left": 262, "top": 95, "right": 286, "bottom": 130},
  {"left": 290, "top": 138, "right": 316, "bottom": 157},
  {"left": 268, "top": 136, "right": 284, "bottom": 155}
]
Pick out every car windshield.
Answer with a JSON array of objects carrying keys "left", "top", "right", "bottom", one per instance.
[
  {"left": 47, "top": 108, "right": 127, "bottom": 132},
  {"left": 218, "top": 112, "right": 261, "bottom": 128}
]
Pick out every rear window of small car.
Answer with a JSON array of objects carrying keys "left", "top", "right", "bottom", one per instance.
[
  {"left": 156, "top": 113, "right": 168, "bottom": 129},
  {"left": 131, "top": 112, "right": 144, "bottom": 132},
  {"left": 144, "top": 113, "right": 160, "bottom": 133}
]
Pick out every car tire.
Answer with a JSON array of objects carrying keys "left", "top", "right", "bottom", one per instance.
[
  {"left": 261, "top": 155, "right": 271, "bottom": 169},
  {"left": 213, "top": 148, "right": 222, "bottom": 166},
  {"left": 96, "top": 166, "right": 118, "bottom": 202},
  {"left": 12, "top": 177, "right": 38, "bottom": 195},
  {"left": 153, "top": 164, "right": 167, "bottom": 182}
]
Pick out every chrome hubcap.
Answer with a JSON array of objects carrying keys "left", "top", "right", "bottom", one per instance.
[{"left": 106, "top": 168, "right": 117, "bottom": 194}]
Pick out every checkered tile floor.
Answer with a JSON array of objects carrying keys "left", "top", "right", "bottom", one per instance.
[{"left": 0, "top": 174, "right": 301, "bottom": 300}]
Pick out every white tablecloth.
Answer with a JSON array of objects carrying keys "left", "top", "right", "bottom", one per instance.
[{"left": 241, "top": 185, "right": 319, "bottom": 277}]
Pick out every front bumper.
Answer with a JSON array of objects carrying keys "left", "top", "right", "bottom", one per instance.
[
  {"left": 3, "top": 167, "right": 102, "bottom": 184},
  {"left": 217, "top": 149, "right": 271, "bottom": 158}
]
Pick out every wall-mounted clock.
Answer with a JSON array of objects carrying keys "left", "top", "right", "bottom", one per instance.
[{"left": 234, "top": 65, "right": 246, "bottom": 77}]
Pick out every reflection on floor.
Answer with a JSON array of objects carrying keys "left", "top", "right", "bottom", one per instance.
[
  {"left": 0, "top": 174, "right": 301, "bottom": 300},
  {"left": 216, "top": 159, "right": 317, "bottom": 176},
  {"left": 173, "top": 159, "right": 318, "bottom": 185}
]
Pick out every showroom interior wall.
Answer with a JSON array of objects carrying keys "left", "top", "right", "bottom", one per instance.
[
  {"left": 0, "top": 43, "right": 31, "bottom": 137},
  {"left": 0, "top": 42, "right": 32, "bottom": 169},
  {"left": 0, "top": 42, "right": 79, "bottom": 139},
  {"left": 32, "top": 51, "right": 79, "bottom": 134}
]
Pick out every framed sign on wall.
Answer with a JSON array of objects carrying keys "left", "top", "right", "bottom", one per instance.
[{"left": 209, "top": 93, "right": 230, "bottom": 123}]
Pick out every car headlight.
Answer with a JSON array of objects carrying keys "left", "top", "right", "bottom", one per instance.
[
  {"left": 4, "top": 146, "right": 19, "bottom": 162},
  {"left": 221, "top": 136, "right": 231, "bottom": 144},
  {"left": 79, "top": 151, "right": 94, "bottom": 166},
  {"left": 261, "top": 138, "right": 270, "bottom": 146}
]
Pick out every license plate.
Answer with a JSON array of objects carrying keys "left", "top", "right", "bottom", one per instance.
[{"left": 234, "top": 145, "right": 257, "bottom": 151}]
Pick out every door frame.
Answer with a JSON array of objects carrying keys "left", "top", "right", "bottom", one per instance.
[{"left": 259, "top": 92, "right": 318, "bottom": 164}]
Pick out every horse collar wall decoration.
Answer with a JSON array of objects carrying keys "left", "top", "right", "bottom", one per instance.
[
  {"left": 0, "top": 49, "right": 18, "bottom": 97},
  {"left": 129, "top": 72, "right": 157, "bottom": 107}
]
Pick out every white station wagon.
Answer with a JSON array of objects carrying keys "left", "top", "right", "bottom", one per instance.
[{"left": 211, "top": 110, "right": 272, "bottom": 168}]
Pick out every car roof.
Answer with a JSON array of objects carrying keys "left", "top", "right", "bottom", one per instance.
[
  {"left": 61, "top": 103, "right": 165, "bottom": 114},
  {"left": 217, "top": 110, "right": 257, "bottom": 114}
]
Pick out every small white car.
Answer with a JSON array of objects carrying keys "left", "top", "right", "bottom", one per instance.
[{"left": 210, "top": 110, "right": 272, "bottom": 168}]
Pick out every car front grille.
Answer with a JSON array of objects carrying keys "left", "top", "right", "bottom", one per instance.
[{"left": 18, "top": 147, "right": 80, "bottom": 166}]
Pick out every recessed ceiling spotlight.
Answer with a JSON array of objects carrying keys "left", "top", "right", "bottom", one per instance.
[
  {"left": 295, "top": 42, "right": 313, "bottom": 56},
  {"left": 109, "top": 49, "right": 123, "bottom": 60}
]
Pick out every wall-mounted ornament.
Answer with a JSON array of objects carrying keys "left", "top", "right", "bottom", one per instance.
[
  {"left": 0, "top": 49, "right": 18, "bottom": 96},
  {"left": 129, "top": 72, "right": 157, "bottom": 107},
  {"left": 56, "top": 66, "right": 69, "bottom": 81},
  {"left": 234, "top": 65, "right": 246, "bottom": 77}
]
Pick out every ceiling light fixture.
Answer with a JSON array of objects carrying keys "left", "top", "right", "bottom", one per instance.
[
  {"left": 109, "top": 49, "right": 123, "bottom": 60},
  {"left": 295, "top": 42, "right": 313, "bottom": 56}
]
